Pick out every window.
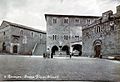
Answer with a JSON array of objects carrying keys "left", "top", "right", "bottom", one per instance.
[
  {"left": 75, "top": 36, "right": 79, "bottom": 41},
  {"left": 64, "top": 18, "right": 69, "bottom": 24},
  {"left": 53, "top": 35, "right": 54, "bottom": 40},
  {"left": 86, "top": 32, "right": 90, "bottom": 38},
  {"left": 75, "top": 18, "right": 79, "bottom": 23},
  {"left": 64, "top": 35, "right": 69, "bottom": 40},
  {"left": 98, "top": 26, "right": 101, "bottom": 32},
  {"left": 53, "top": 35, "right": 57, "bottom": 40},
  {"left": 40, "top": 34, "right": 42, "bottom": 39},
  {"left": 53, "top": 18, "right": 57, "bottom": 24},
  {"left": 96, "top": 26, "right": 101, "bottom": 33},
  {"left": 31, "top": 32, "right": 34, "bottom": 37},
  {"left": 87, "top": 19, "right": 91, "bottom": 24},
  {"left": 110, "top": 22, "right": 115, "bottom": 31},
  {"left": 110, "top": 25, "right": 114, "bottom": 31},
  {"left": 3, "top": 32, "right": 5, "bottom": 35},
  {"left": 20, "top": 29, "right": 23, "bottom": 35},
  {"left": 23, "top": 36, "right": 27, "bottom": 44}
]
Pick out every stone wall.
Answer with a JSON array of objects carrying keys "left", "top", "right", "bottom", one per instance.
[
  {"left": 0, "top": 21, "right": 46, "bottom": 55},
  {"left": 82, "top": 6, "right": 120, "bottom": 57},
  {"left": 45, "top": 14, "right": 99, "bottom": 55}
]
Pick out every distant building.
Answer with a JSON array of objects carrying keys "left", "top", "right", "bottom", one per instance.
[
  {"left": 45, "top": 14, "right": 99, "bottom": 57},
  {"left": 0, "top": 21, "right": 46, "bottom": 55},
  {"left": 82, "top": 5, "right": 120, "bottom": 58}
]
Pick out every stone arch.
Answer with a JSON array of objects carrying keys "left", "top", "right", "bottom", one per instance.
[
  {"left": 93, "top": 39, "right": 102, "bottom": 46},
  {"left": 62, "top": 45, "right": 70, "bottom": 55},
  {"left": 72, "top": 44, "right": 82, "bottom": 56},
  {"left": 51, "top": 45, "right": 58, "bottom": 55},
  {"left": 93, "top": 39, "right": 102, "bottom": 58}
]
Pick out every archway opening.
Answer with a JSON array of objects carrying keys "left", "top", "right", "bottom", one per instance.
[
  {"left": 62, "top": 45, "right": 70, "bottom": 55},
  {"left": 94, "top": 45, "right": 101, "bottom": 58},
  {"left": 72, "top": 44, "right": 82, "bottom": 56},
  {"left": 13, "top": 45, "right": 18, "bottom": 53},
  {"left": 93, "top": 39, "right": 102, "bottom": 58},
  {"left": 2, "top": 42, "right": 6, "bottom": 51},
  {"left": 51, "top": 45, "right": 58, "bottom": 55}
]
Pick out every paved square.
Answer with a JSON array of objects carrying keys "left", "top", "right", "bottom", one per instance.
[{"left": 0, "top": 55, "right": 120, "bottom": 81}]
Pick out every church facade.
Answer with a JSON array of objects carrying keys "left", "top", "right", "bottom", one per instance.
[
  {"left": 0, "top": 21, "right": 46, "bottom": 55},
  {"left": 45, "top": 14, "right": 99, "bottom": 57},
  {"left": 82, "top": 5, "right": 120, "bottom": 58}
]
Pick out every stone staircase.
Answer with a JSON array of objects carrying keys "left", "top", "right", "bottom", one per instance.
[{"left": 32, "top": 42, "right": 46, "bottom": 56}]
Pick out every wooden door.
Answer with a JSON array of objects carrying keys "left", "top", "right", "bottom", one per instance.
[
  {"left": 13, "top": 45, "right": 18, "bottom": 53},
  {"left": 94, "top": 45, "right": 101, "bottom": 58}
]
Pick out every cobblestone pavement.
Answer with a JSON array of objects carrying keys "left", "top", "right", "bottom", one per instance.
[{"left": 0, "top": 55, "right": 120, "bottom": 81}]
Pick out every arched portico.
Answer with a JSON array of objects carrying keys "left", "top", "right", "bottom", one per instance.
[
  {"left": 51, "top": 45, "right": 59, "bottom": 56},
  {"left": 62, "top": 45, "right": 70, "bottom": 55},
  {"left": 72, "top": 44, "right": 82, "bottom": 56}
]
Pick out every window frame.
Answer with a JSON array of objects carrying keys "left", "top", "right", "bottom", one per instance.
[
  {"left": 52, "top": 18, "right": 57, "bottom": 24},
  {"left": 64, "top": 17, "right": 69, "bottom": 24},
  {"left": 75, "top": 18, "right": 80, "bottom": 24}
]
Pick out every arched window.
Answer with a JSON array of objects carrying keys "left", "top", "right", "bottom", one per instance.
[
  {"left": 53, "top": 18, "right": 57, "bottom": 24},
  {"left": 75, "top": 18, "right": 80, "bottom": 23},
  {"left": 53, "top": 35, "right": 57, "bottom": 40},
  {"left": 31, "top": 32, "right": 34, "bottom": 37},
  {"left": 64, "top": 35, "right": 69, "bottom": 40},
  {"left": 3, "top": 32, "right": 5, "bottom": 35},
  {"left": 87, "top": 19, "right": 91, "bottom": 24},
  {"left": 110, "top": 22, "right": 115, "bottom": 31},
  {"left": 96, "top": 26, "right": 101, "bottom": 33},
  {"left": 98, "top": 26, "right": 101, "bottom": 32},
  {"left": 64, "top": 18, "right": 69, "bottom": 24},
  {"left": 40, "top": 34, "right": 42, "bottom": 39},
  {"left": 20, "top": 29, "right": 23, "bottom": 35}
]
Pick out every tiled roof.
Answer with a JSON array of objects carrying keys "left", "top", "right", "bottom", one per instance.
[{"left": 2, "top": 20, "right": 46, "bottom": 34}]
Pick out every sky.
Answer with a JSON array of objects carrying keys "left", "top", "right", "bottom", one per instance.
[{"left": 0, "top": 0, "right": 119, "bottom": 31}]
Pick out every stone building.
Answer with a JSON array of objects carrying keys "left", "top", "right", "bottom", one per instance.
[
  {"left": 82, "top": 5, "right": 120, "bottom": 58},
  {"left": 0, "top": 20, "right": 46, "bottom": 55},
  {"left": 45, "top": 14, "right": 99, "bottom": 57}
]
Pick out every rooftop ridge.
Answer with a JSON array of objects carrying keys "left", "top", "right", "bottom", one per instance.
[
  {"left": 45, "top": 14, "right": 100, "bottom": 18},
  {"left": 2, "top": 20, "right": 46, "bottom": 34}
]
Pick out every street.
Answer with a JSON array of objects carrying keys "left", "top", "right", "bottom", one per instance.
[{"left": 0, "top": 55, "right": 120, "bottom": 81}]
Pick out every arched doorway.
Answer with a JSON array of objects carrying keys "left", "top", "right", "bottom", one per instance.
[
  {"left": 72, "top": 44, "right": 82, "bottom": 56},
  {"left": 94, "top": 45, "right": 101, "bottom": 57},
  {"left": 93, "top": 40, "right": 102, "bottom": 58},
  {"left": 2, "top": 42, "right": 6, "bottom": 51},
  {"left": 51, "top": 45, "right": 58, "bottom": 56},
  {"left": 62, "top": 45, "right": 70, "bottom": 55},
  {"left": 13, "top": 45, "right": 18, "bottom": 53}
]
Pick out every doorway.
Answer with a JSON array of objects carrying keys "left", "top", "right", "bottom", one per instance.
[
  {"left": 13, "top": 45, "right": 18, "bottom": 53},
  {"left": 51, "top": 45, "right": 58, "bottom": 55},
  {"left": 94, "top": 45, "right": 101, "bottom": 58},
  {"left": 2, "top": 42, "right": 6, "bottom": 51}
]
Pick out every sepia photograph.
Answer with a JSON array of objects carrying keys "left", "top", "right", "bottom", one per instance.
[{"left": 0, "top": 0, "right": 120, "bottom": 81}]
